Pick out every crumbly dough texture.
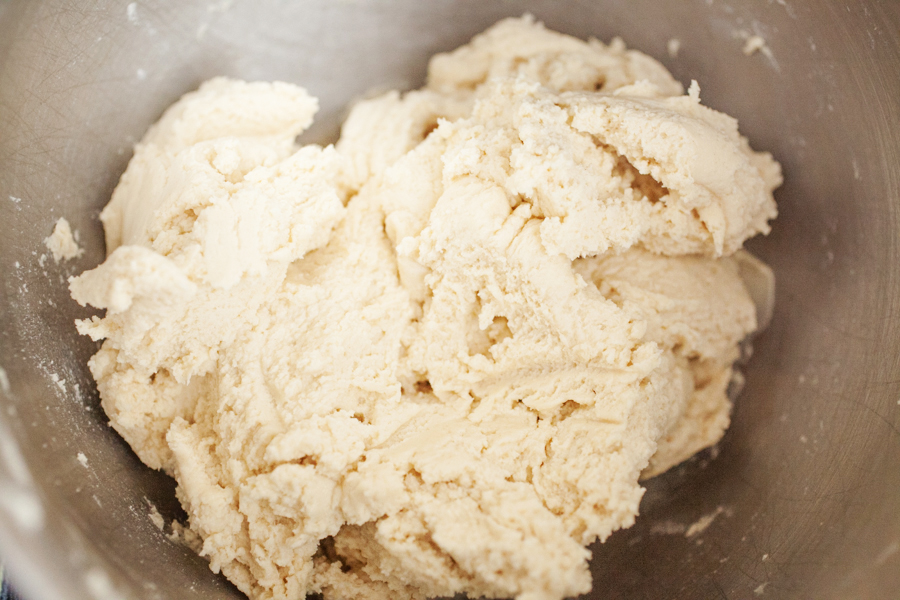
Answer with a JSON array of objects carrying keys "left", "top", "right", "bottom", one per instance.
[
  {"left": 70, "top": 17, "right": 779, "bottom": 600},
  {"left": 45, "top": 217, "right": 84, "bottom": 262}
]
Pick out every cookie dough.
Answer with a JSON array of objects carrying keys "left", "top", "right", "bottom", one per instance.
[
  {"left": 45, "top": 217, "right": 84, "bottom": 262},
  {"left": 69, "top": 16, "right": 779, "bottom": 600}
]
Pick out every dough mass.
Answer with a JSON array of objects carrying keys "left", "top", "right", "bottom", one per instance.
[{"left": 70, "top": 17, "right": 779, "bottom": 600}]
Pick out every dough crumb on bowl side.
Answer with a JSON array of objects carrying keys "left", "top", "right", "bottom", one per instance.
[
  {"left": 44, "top": 217, "right": 84, "bottom": 263},
  {"left": 69, "top": 16, "right": 779, "bottom": 600}
]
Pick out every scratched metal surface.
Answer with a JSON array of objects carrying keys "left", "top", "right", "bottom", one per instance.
[{"left": 0, "top": 1, "right": 898, "bottom": 599}]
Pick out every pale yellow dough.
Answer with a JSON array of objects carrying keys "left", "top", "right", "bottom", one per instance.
[
  {"left": 69, "top": 16, "right": 779, "bottom": 600},
  {"left": 45, "top": 217, "right": 84, "bottom": 262}
]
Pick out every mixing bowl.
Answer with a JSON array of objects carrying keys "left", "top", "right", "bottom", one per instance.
[{"left": 1, "top": 1, "right": 898, "bottom": 599}]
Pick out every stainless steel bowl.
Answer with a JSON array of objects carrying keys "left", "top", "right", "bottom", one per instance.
[{"left": 1, "top": 1, "right": 898, "bottom": 599}]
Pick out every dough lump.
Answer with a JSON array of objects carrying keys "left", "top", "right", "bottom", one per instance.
[
  {"left": 70, "top": 16, "right": 779, "bottom": 600},
  {"left": 45, "top": 217, "right": 84, "bottom": 262}
]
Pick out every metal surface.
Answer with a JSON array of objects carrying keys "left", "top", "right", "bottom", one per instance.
[{"left": 0, "top": 1, "right": 898, "bottom": 599}]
